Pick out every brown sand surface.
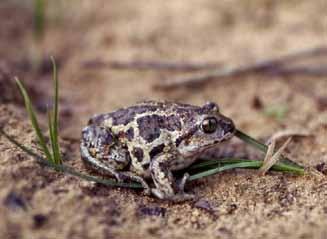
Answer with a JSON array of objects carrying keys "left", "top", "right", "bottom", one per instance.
[{"left": 0, "top": 1, "right": 326, "bottom": 238}]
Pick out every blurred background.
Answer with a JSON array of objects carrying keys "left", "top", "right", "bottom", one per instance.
[{"left": 0, "top": 1, "right": 326, "bottom": 239}]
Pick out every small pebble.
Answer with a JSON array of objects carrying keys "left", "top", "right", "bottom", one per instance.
[
  {"left": 316, "top": 162, "right": 327, "bottom": 175},
  {"left": 252, "top": 96, "right": 263, "bottom": 110},
  {"left": 33, "top": 214, "right": 48, "bottom": 229},
  {"left": 138, "top": 205, "right": 166, "bottom": 217},
  {"left": 194, "top": 199, "right": 215, "bottom": 213}
]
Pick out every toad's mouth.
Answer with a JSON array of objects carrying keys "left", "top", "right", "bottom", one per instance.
[{"left": 213, "top": 131, "right": 235, "bottom": 144}]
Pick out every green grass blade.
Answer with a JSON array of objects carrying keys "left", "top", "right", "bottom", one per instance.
[
  {"left": 188, "top": 160, "right": 304, "bottom": 181},
  {"left": 188, "top": 158, "right": 305, "bottom": 175},
  {"left": 53, "top": 163, "right": 143, "bottom": 189},
  {"left": 189, "top": 158, "right": 247, "bottom": 170},
  {"left": 47, "top": 109, "right": 58, "bottom": 164},
  {"left": 235, "top": 129, "right": 302, "bottom": 168},
  {"left": 15, "top": 78, "right": 53, "bottom": 162},
  {"left": 235, "top": 129, "right": 266, "bottom": 152},
  {"left": 189, "top": 162, "right": 261, "bottom": 181},
  {"left": 50, "top": 57, "right": 62, "bottom": 164}
]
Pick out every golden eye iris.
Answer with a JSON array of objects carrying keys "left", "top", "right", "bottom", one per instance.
[{"left": 201, "top": 117, "right": 218, "bottom": 134}]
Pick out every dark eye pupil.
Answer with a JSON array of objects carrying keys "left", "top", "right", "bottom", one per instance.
[{"left": 202, "top": 117, "right": 217, "bottom": 133}]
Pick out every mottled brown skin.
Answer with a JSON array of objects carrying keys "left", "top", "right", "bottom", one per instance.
[{"left": 80, "top": 101, "right": 235, "bottom": 201}]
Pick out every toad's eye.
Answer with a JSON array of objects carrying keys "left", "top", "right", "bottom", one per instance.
[{"left": 201, "top": 117, "right": 218, "bottom": 134}]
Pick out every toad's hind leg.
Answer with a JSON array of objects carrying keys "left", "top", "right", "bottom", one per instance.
[
  {"left": 80, "top": 125, "right": 129, "bottom": 181},
  {"left": 80, "top": 125, "right": 151, "bottom": 193}
]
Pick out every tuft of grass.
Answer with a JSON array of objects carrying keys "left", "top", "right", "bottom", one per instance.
[
  {"left": 15, "top": 57, "right": 61, "bottom": 165},
  {"left": 0, "top": 64, "right": 305, "bottom": 190},
  {"left": 0, "top": 128, "right": 142, "bottom": 189}
]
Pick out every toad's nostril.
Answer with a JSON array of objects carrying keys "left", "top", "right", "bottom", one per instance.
[{"left": 221, "top": 120, "right": 235, "bottom": 134}]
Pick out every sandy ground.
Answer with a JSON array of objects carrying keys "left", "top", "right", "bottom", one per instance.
[{"left": 0, "top": 1, "right": 327, "bottom": 238}]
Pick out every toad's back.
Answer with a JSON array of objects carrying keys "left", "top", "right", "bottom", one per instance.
[{"left": 88, "top": 101, "right": 202, "bottom": 127}]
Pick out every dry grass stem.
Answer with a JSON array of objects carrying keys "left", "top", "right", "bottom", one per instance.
[
  {"left": 259, "top": 137, "right": 292, "bottom": 175},
  {"left": 267, "top": 129, "right": 313, "bottom": 144},
  {"left": 82, "top": 59, "right": 221, "bottom": 71},
  {"left": 157, "top": 46, "right": 327, "bottom": 89}
]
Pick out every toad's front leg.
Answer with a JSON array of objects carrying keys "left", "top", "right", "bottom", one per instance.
[{"left": 150, "top": 153, "right": 194, "bottom": 202}]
